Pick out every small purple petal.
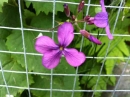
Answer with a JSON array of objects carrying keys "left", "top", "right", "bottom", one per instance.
[
  {"left": 105, "top": 25, "right": 113, "bottom": 40},
  {"left": 100, "top": 0, "right": 106, "bottom": 12},
  {"left": 35, "top": 36, "right": 59, "bottom": 54},
  {"left": 63, "top": 4, "right": 70, "bottom": 17},
  {"left": 63, "top": 48, "right": 86, "bottom": 67},
  {"left": 78, "top": 0, "right": 85, "bottom": 13},
  {"left": 42, "top": 50, "right": 62, "bottom": 69},
  {"left": 94, "top": 12, "right": 108, "bottom": 28},
  {"left": 58, "top": 22, "right": 74, "bottom": 47},
  {"left": 88, "top": 35, "right": 102, "bottom": 45}
]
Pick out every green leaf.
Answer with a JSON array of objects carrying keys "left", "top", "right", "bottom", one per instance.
[
  {"left": 0, "top": 0, "right": 8, "bottom": 12},
  {"left": 123, "top": 0, "right": 130, "bottom": 16},
  {"left": 80, "top": 65, "right": 107, "bottom": 97},
  {"left": 30, "top": 12, "right": 53, "bottom": 29},
  {"left": 0, "top": 40, "right": 34, "bottom": 97},
  {"left": 24, "top": 9, "right": 36, "bottom": 25},
  {"left": 25, "top": 0, "right": 79, "bottom": 15},
  {"left": 105, "top": 59, "right": 115, "bottom": 75},
  {"left": 117, "top": 39, "right": 129, "bottom": 56},
  {"left": 0, "top": 2, "right": 21, "bottom": 27},
  {"left": 31, "top": 58, "right": 81, "bottom": 97},
  {"left": 6, "top": 29, "right": 45, "bottom": 72},
  {"left": 5, "top": 12, "right": 58, "bottom": 72}
]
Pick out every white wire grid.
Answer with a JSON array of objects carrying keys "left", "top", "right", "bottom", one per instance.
[{"left": 0, "top": 0, "right": 130, "bottom": 97}]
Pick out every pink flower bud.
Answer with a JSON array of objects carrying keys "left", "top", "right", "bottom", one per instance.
[
  {"left": 80, "top": 30, "right": 102, "bottom": 45},
  {"left": 78, "top": 0, "right": 85, "bottom": 13},
  {"left": 71, "top": 15, "right": 76, "bottom": 21},
  {"left": 63, "top": 4, "right": 70, "bottom": 17}
]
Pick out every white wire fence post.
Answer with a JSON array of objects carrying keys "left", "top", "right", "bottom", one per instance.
[
  {"left": 18, "top": 0, "right": 31, "bottom": 97},
  {"left": 71, "top": 0, "right": 91, "bottom": 97},
  {"left": 50, "top": 0, "right": 56, "bottom": 97},
  {"left": 0, "top": 61, "right": 10, "bottom": 96}
]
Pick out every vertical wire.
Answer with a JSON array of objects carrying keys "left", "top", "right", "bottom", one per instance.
[
  {"left": 50, "top": 0, "right": 56, "bottom": 97},
  {"left": 0, "top": 61, "right": 10, "bottom": 96},
  {"left": 71, "top": 0, "right": 91, "bottom": 97},
  {"left": 91, "top": 0, "right": 124, "bottom": 97},
  {"left": 18, "top": 0, "right": 31, "bottom": 97}
]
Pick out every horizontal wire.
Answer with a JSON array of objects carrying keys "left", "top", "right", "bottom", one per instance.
[
  {"left": 0, "top": 50, "right": 130, "bottom": 59},
  {"left": 0, "top": 70, "right": 130, "bottom": 77},
  {"left": 0, "top": 85, "right": 130, "bottom": 92},
  {"left": 0, "top": 26, "right": 130, "bottom": 37},
  {"left": 25, "top": 0, "right": 130, "bottom": 9}
]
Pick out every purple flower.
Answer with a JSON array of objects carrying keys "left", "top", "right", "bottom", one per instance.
[
  {"left": 78, "top": 0, "right": 85, "bottom": 13},
  {"left": 84, "top": 0, "right": 113, "bottom": 40},
  {"left": 35, "top": 22, "right": 86, "bottom": 69},
  {"left": 80, "top": 30, "right": 102, "bottom": 45},
  {"left": 63, "top": 4, "right": 70, "bottom": 17}
]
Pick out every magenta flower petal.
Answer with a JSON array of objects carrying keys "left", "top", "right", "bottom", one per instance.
[
  {"left": 100, "top": 0, "right": 106, "bottom": 12},
  {"left": 94, "top": 12, "right": 108, "bottom": 28},
  {"left": 42, "top": 50, "right": 62, "bottom": 69},
  {"left": 35, "top": 36, "right": 59, "bottom": 54},
  {"left": 105, "top": 25, "right": 113, "bottom": 40},
  {"left": 88, "top": 35, "right": 102, "bottom": 45},
  {"left": 58, "top": 22, "right": 74, "bottom": 47},
  {"left": 63, "top": 48, "right": 86, "bottom": 67}
]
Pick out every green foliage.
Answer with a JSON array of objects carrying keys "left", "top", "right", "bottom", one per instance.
[
  {"left": 80, "top": 63, "right": 107, "bottom": 97},
  {"left": 123, "top": 0, "right": 130, "bottom": 16},
  {"left": 25, "top": 0, "right": 79, "bottom": 15},
  {"left": 31, "top": 58, "right": 81, "bottom": 97},
  {"left": 0, "top": 40, "right": 34, "bottom": 97},
  {"left": 0, "top": 1, "right": 21, "bottom": 27}
]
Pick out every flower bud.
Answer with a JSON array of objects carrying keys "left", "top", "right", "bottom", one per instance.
[
  {"left": 63, "top": 4, "right": 70, "bottom": 17},
  {"left": 80, "top": 30, "right": 102, "bottom": 45},
  {"left": 78, "top": 0, "right": 85, "bottom": 13},
  {"left": 71, "top": 15, "right": 76, "bottom": 21},
  {"left": 84, "top": 15, "right": 94, "bottom": 25}
]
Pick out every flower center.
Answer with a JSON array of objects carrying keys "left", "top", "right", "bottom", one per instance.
[{"left": 59, "top": 46, "right": 64, "bottom": 51}]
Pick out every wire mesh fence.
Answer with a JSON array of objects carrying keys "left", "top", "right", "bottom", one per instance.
[{"left": 0, "top": 0, "right": 130, "bottom": 97}]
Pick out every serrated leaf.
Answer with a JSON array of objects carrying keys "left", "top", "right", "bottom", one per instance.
[
  {"left": 31, "top": 58, "right": 81, "bottom": 97},
  {"left": 5, "top": 12, "right": 58, "bottom": 72},
  {"left": 25, "top": 0, "right": 79, "bottom": 15},
  {"left": 6, "top": 29, "right": 45, "bottom": 72},
  {"left": 0, "top": 40, "right": 34, "bottom": 97}
]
